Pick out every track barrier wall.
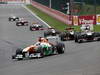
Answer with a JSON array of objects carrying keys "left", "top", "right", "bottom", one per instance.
[{"left": 31, "top": 1, "right": 99, "bottom": 26}]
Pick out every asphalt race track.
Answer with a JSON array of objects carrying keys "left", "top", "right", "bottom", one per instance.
[{"left": 0, "top": 4, "right": 100, "bottom": 75}]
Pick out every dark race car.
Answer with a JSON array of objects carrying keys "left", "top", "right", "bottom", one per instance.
[
  {"left": 59, "top": 27, "right": 75, "bottom": 41},
  {"left": 44, "top": 28, "right": 61, "bottom": 37},
  {"left": 74, "top": 31, "right": 100, "bottom": 43},
  {"left": 16, "top": 18, "right": 28, "bottom": 26},
  {"left": 12, "top": 36, "right": 65, "bottom": 60},
  {"left": 30, "top": 23, "right": 43, "bottom": 31},
  {"left": 9, "top": 16, "right": 19, "bottom": 21}
]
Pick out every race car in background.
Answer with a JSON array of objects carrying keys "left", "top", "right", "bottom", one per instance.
[
  {"left": 9, "top": 15, "right": 19, "bottom": 21},
  {"left": 59, "top": 27, "right": 75, "bottom": 41},
  {"left": 12, "top": 36, "right": 65, "bottom": 60},
  {"left": 74, "top": 31, "right": 100, "bottom": 43},
  {"left": 75, "top": 25, "right": 100, "bottom": 43},
  {"left": 44, "top": 28, "right": 61, "bottom": 37},
  {"left": 16, "top": 18, "right": 28, "bottom": 26},
  {"left": 30, "top": 22, "right": 43, "bottom": 31}
]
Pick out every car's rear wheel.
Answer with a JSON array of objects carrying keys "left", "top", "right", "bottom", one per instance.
[
  {"left": 56, "top": 43, "right": 65, "bottom": 54},
  {"left": 77, "top": 39, "right": 83, "bottom": 43},
  {"left": 77, "top": 36, "right": 83, "bottom": 43},
  {"left": 30, "top": 26, "right": 33, "bottom": 31},
  {"left": 15, "top": 18, "right": 19, "bottom": 21},
  {"left": 93, "top": 32, "right": 100, "bottom": 41},
  {"left": 44, "top": 32, "right": 48, "bottom": 37},
  {"left": 59, "top": 33, "right": 67, "bottom": 41},
  {"left": 97, "top": 38, "right": 100, "bottom": 41},
  {"left": 60, "top": 36, "right": 65, "bottom": 41},
  {"left": 75, "top": 35, "right": 78, "bottom": 42},
  {"left": 75, "top": 34, "right": 83, "bottom": 43}
]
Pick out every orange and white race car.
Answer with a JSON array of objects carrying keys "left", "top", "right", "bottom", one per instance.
[{"left": 12, "top": 36, "right": 65, "bottom": 60}]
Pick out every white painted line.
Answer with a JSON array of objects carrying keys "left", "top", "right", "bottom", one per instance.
[{"left": 22, "top": 5, "right": 51, "bottom": 28}]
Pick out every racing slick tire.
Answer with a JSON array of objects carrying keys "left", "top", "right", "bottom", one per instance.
[
  {"left": 16, "top": 22, "right": 20, "bottom": 26},
  {"left": 15, "top": 18, "right": 19, "bottom": 21},
  {"left": 93, "top": 32, "right": 100, "bottom": 41},
  {"left": 75, "top": 34, "right": 83, "bottom": 43},
  {"left": 44, "top": 32, "right": 48, "bottom": 37},
  {"left": 9, "top": 18, "right": 13, "bottom": 21},
  {"left": 30, "top": 26, "right": 33, "bottom": 31},
  {"left": 16, "top": 48, "right": 23, "bottom": 60},
  {"left": 52, "top": 46, "right": 58, "bottom": 55},
  {"left": 60, "top": 33, "right": 67, "bottom": 41},
  {"left": 60, "top": 35, "right": 65, "bottom": 41},
  {"left": 8, "top": 18, "right": 11, "bottom": 21},
  {"left": 16, "top": 48, "right": 23, "bottom": 54},
  {"left": 12, "top": 55, "right": 16, "bottom": 59},
  {"left": 12, "top": 48, "right": 23, "bottom": 60},
  {"left": 36, "top": 46, "right": 44, "bottom": 58},
  {"left": 56, "top": 43, "right": 65, "bottom": 54},
  {"left": 74, "top": 34, "right": 78, "bottom": 42},
  {"left": 78, "top": 39, "right": 83, "bottom": 43}
]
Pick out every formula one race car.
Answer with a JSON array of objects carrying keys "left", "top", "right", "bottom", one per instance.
[
  {"left": 74, "top": 31, "right": 100, "bottom": 43},
  {"left": 9, "top": 15, "right": 19, "bottom": 21},
  {"left": 12, "top": 36, "right": 65, "bottom": 60},
  {"left": 59, "top": 27, "right": 75, "bottom": 41},
  {"left": 44, "top": 28, "right": 61, "bottom": 37},
  {"left": 30, "top": 23, "right": 43, "bottom": 31},
  {"left": 74, "top": 24, "right": 100, "bottom": 43},
  {"left": 16, "top": 18, "right": 28, "bottom": 26}
]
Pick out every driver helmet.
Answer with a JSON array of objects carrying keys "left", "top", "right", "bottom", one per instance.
[
  {"left": 51, "top": 29, "right": 56, "bottom": 33},
  {"left": 38, "top": 37, "right": 42, "bottom": 42}
]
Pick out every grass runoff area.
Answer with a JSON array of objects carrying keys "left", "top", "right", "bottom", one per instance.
[{"left": 26, "top": 5, "right": 100, "bottom": 32}]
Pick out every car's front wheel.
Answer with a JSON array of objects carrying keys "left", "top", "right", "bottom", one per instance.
[
  {"left": 12, "top": 55, "right": 16, "bottom": 59},
  {"left": 37, "top": 47, "right": 44, "bottom": 58}
]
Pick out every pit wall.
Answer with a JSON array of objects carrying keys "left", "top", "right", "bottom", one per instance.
[{"left": 31, "top": 1, "right": 98, "bottom": 26}]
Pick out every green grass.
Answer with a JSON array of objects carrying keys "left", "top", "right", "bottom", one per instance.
[
  {"left": 73, "top": 25, "right": 100, "bottom": 32},
  {"left": 26, "top": 4, "right": 100, "bottom": 32},
  {"left": 79, "top": 4, "right": 100, "bottom": 15},
  {"left": 26, "top": 5, "right": 67, "bottom": 31},
  {"left": 94, "top": 25, "right": 100, "bottom": 32}
]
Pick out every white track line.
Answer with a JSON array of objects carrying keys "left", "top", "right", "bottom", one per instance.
[{"left": 22, "top": 5, "right": 51, "bottom": 28}]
